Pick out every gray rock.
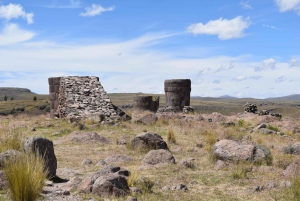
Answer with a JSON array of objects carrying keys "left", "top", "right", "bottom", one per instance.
[
  {"left": 213, "top": 139, "right": 255, "bottom": 161},
  {"left": 0, "top": 149, "right": 20, "bottom": 168},
  {"left": 214, "top": 160, "right": 227, "bottom": 170},
  {"left": 24, "top": 137, "right": 57, "bottom": 178},
  {"left": 171, "top": 183, "right": 188, "bottom": 192},
  {"left": 137, "top": 114, "right": 157, "bottom": 125},
  {"left": 126, "top": 196, "right": 138, "bottom": 201},
  {"left": 280, "top": 181, "right": 291, "bottom": 188},
  {"left": 283, "top": 162, "right": 300, "bottom": 178},
  {"left": 0, "top": 170, "right": 7, "bottom": 190},
  {"left": 162, "top": 186, "right": 170, "bottom": 191},
  {"left": 259, "top": 128, "right": 277, "bottom": 135},
  {"left": 81, "top": 159, "right": 93, "bottom": 165},
  {"left": 67, "top": 131, "right": 110, "bottom": 143},
  {"left": 131, "top": 132, "right": 168, "bottom": 151},
  {"left": 142, "top": 149, "right": 175, "bottom": 166},
  {"left": 178, "top": 158, "right": 195, "bottom": 168},
  {"left": 92, "top": 173, "right": 129, "bottom": 197},
  {"left": 105, "top": 154, "right": 132, "bottom": 164}
]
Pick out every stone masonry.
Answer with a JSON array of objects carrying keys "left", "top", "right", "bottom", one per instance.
[{"left": 49, "top": 76, "right": 128, "bottom": 121}]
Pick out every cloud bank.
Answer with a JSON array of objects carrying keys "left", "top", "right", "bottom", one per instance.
[
  {"left": 0, "top": 3, "right": 33, "bottom": 24},
  {"left": 80, "top": 4, "right": 115, "bottom": 17}
]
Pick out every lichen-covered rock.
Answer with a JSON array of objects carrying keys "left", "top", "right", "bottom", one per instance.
[
  {"left": 283, "top": 162, "right": 300, "bottom": 178},
  {"left": 142, "top": 149, "right": 175, "bottom": 166},
  {"left": 0, "top": 170, "right": 7, "bottom": 190},
  {"left": 137, "top": 114, "right": 157, "bottom": 125},
  {"left": 24, "top": 137, "right": 57, "bottom": 178},
  {"left": 78, "top": 165, "right": 130, "bottom": 197},
  {"left": 66, "top": 131, "right": 110, "bottom": 143},
  {"left": 213, "top": 140, "right": 255, "bottom": 161},
  {"left": 131, "top": 132, "right": 168, "bottom": 150}
]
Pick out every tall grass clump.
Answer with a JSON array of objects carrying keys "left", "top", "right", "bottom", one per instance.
[
  {"left": 3, "top": 152, "right": 47, "bottom": 201},
  {"left": 127, "top": 170, "right": 140, "bottom": 187},
  {"left": 266, "top": 125, "right": 280, "bottom": 132},
  {"left": 0, "top": 127, "right": 23, "bottom": 153},
  {"left": 167, "top": 128, "right": 176, "bottom": 144}
]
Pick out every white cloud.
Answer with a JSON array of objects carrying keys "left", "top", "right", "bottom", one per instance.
[
  {"left": 239, "top": 1, "right": 253, "bottom": 9},
  {"left": 275, "top": 76, "right": 287, "bottom": 83},
  {"left": 80, "top": 4, "right": 114, "bottom": 17},
  {"left": 186, "top": 16, "right": 250, "bottom": 40},
  {"left": 263, "top": 24, "right": 281, "bottom": 30},
  {"left": 275, "top": 0, "right": 300, "bottom": 14},
  {"left": 289, "top": 57, "right": 300, "bottom": 67},
  {"left": 0, "top": 3, "right": 34, "bottom": 24},
  {"left": 215, "top": 61, "right": 235, "bottom": 73},
  {"left": 254, "top": 58, "right": 276, "bottom": 71},
  {"left": 0, "top": 23, "right": 35, "bottom": 46},
  {"left": 232, "top": 75, "right": 247, "bottom": 81}
]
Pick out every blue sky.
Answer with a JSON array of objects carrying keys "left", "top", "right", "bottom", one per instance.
[{"left": 0, "top": 0, "right": 299, "bottom": 98}]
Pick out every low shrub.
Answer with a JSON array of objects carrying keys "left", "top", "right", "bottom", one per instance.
[
  {"left": 3, "top": 152, "right": 47, "bottom": 201},
  {"left": 266, "top": 125, "right": 280, "bottom": 132},
  {"left": 231, "top": 166, "right": 250, "bottom": 180},
  {"left": 136, "top": 178, "right": 154, "bottom": 194}
]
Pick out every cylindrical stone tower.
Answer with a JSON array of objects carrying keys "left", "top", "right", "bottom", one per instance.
[
  {"left": 48, "top": 77, "right": 61, "bottom": 118},
  {"left": 164, "top": 79, "right": 191, "bottom": 112},
  {"left": 133, "top": 95, "right": 160, "bottom": 112}
]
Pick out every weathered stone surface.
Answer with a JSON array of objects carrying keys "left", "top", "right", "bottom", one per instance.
[
  {"left": 104, "top": 154, "right": 132, "bottom": 164},
  {"left": 0, "top": 149, "right": 20, "bottom": 169},
  {"left": 178, "top": 158, "right": 195, "bottom": 168},
  {"left": 131, "top": 132, "right": 168, "bottom": 150},
  {"left": 213, "top": 140, "right": 255, "bottom": 161},
  {"left": 142, "top": 149, "right": 175, "bottom": 166},
  {"left": 283, "top": 162, "right": 300, "bottom": 178},
  {"left": 137, "top": 114, "right": 157, "bottom": 125},
  {"left": 92, "top": 173, "right": 130, "bottom": 197},
  {"left": 214, "top": 160, "right": 227, "bottom": 170},
  {"left": 283, "top": 143, "right": 300, "bottom": 155},
  {"left": 259, "top": 128, "right": 277, "bottom": 135},
  {"left": 245, "top": 102, "right": 257, "bottom": 113},
  {"left": 24, "top": 137, "right": 57, "bottom": 178},
  {"left": 0, "top": 170, "right": 7, "bottom": 190},
  {"left": 133, "top": 95, "right": 159, "bottom": 112},
  {"left": 66, "top": 131, "right": 110, "bottom": 143},
  {"left": 78, "top": 165, "right": 130, "bottom": 197}
]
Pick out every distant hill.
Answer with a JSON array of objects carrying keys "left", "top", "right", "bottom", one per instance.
[
  {"left": 265, "top": 94, "right": 300, "bottom": 101},
  {"left": 0, "top": 87, "right": 44, "bottom": 100},
  {"left": 218, "top": 95, "right": 237, "bottom": 99}
]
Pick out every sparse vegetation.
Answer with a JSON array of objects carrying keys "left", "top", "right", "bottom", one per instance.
[
  {"left": 167, "top": 128, "right": 176, "bottom": 144},
  {"left": 266, "top": 125, "right": 280, "bottom": 132},
  {"left": 0, "top": 127, "right": 23, "bottom": 153}
]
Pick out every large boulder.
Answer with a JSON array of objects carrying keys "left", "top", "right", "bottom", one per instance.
[
  {"left": 24, "top": 137, "right": 57, "bottom": 178},
  {"left": 66, "top": 131, "right": 110, "bottom": 143},
  {"left": 142, "top": 149, "right": 175, "bottom": 166},
  {"left": 131, "top": 132, "right": 168, "bottom": 151},
  {"left": 213, "top": 140, "right": 255, "bottom": 161},
  {"left": 212, "top": 139, "right": 270, "bottom": 163},
  {"left": 78, "top": 165, "right": 130, "bottom": 197}
]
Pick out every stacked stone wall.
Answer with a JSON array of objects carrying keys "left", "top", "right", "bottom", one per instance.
[{"left": 49, "top": 76, "right": 128, "bottom": 121}]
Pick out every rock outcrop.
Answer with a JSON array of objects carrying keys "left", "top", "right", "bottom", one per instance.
[{"left": 131, "top": 132, "right": 168, "bottom": 151}]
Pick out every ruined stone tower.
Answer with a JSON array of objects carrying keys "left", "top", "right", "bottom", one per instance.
[
  {"left": 164, "top": 79, "right": 191, "bottom": 112},
  {"left": 48, "top": 76, "right": 129, "bottom": 121}
]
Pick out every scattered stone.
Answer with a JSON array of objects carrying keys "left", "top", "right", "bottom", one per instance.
[
  {"left": 214, "top": 160, "right": 227, "bottom": 170},
  {"left": 24, "top": 137, "right": 57, "bottom": 178},
  {"left": 137, "top": 114, "right": 157, "bottom": 125},
  {"left": 96, "top": 160, "right": 107, "bottom": 166},
  {"left": 283, "top": 162, "right": 300, "bottom": 178},
  {"left": 213, "top": 139, "right": 269, "bottom": 163},
  {"left": 253, "top": 185, "right": 264, "bottom": 192},
  {"left": 157, "top": 106, "right": 176, "bottom": 114},
  {"left": 105, "top": 154, "right": 132, "bottom": 164},
  {"left": 171, "top": 183, "right": 188, "bottom": 192},
  {"left": 0, "top": 149, "right": 20, "bottom": 168},
  {"left": 265, "top": 181, "right": 276, "bottom": 190},
  {"left": 31, "top": 126, "right": 37, "bottom": 131},
  {"left": 162, "top": 186, "right": 170, "bottom": 191},
  {"left": 131, "top": 132, "right": 168, "bottom": 151},
  {"left": 81, "top": 159, "right": 93, "bottom": 165},
  {"left": 258, "top": 110, "right": 269, "bottom": 116},
  {"left": 66, "top": 131, "right": 110, "bottom": 143},
  {"left": 142, "top": 149, "right": 175, "bottom": 166},
  {"left": 183, "top": 106, "right": 194, "bottom": 114},
  {"left": 0, "top": 170, "right": 6, "bottom": 190},
  {"left": 126, "top": 196, "right": 138, "bottom": 201},
  {"left": 78, "top": 165, "right": 130, "bottom": 197},
  {"left": 130, "top": 187, "right": 142, "bottom": 195},
  {"left": 259, "top": 128, "right": 277, "bottom": 135},
  {"left": 178, "top": 158, "right": 195, "bottom": 169},
  {"left": 222, "top": 121, "right": 235, "bottom": 127},
  {"left": 60, "top": 176, "right": 82, "bottom": 192},
  {"left": 280, "top": 181, "right": 291, "bottom": 188}
]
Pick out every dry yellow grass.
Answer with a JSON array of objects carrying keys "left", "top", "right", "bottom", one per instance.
[{"left": 0, "top": 111, "right": 300, "bottom": 200}]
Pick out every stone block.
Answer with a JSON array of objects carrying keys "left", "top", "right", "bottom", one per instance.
[
  {"left": 54, "top": 85, "right": 60, "bottom": 92},
  {"left": 49, "top": 85, "right": 54, "bottom": 93}
]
